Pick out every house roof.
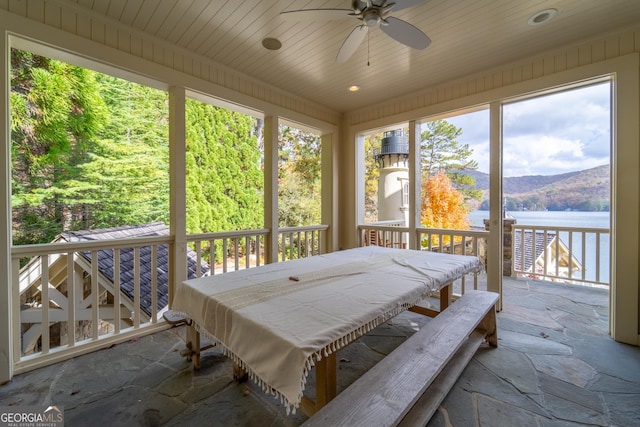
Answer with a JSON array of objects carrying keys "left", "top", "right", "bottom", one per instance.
[
  {"left": 513, "top": 230, "right": 556, "bottom": 273},
  {"left": 59, "top": 222, "right": 209, "bottom": 316}
]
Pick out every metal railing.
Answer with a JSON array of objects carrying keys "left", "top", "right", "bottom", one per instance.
[{"left": 512, "top": 225, "right": 610, "bottom": 287}]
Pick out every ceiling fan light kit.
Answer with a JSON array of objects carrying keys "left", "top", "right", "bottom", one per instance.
[{"left": 280, "top": 0, "right": 430, "bottom": 63}]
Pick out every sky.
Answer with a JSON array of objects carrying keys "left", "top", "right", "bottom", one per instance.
[{"left": 442, "top": 82, "right": 611, "bottom": 177}]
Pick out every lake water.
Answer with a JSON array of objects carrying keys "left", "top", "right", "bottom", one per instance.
[
  {"left": 468, "top": 210, "right": 610, "bottom": 284},
  {"left": 468, "top": 210, "right": 610, "bottom": 228}
]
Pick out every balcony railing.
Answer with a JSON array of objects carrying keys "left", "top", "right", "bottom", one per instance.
[
  {"left": 187, "top": 229, "right": 269, "bottom": 276},
  {"left": 278, "top": 225, "right": 329, "bottom": 261},
  {"left": 359, "top": 222, "right": 611, "bottom": 290},
  {"left": 12, "top": 221, "right": 606, "bottom": 376},
  {"left": 512, "top": 224, "right": 610, "bottom": 287},
  {"left": 11, "top": 225, "right": 328, "bottom": 374},
  {"left": 12, "top": 235, "right": 172, "bottom": 374}
]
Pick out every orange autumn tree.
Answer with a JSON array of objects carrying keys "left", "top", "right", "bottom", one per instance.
[{"left": 421, "top": 171, "right": 470, "bottom": 248}]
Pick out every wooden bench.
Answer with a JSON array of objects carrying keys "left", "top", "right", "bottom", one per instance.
[{"left": 302, "top": 290, "right": 499, "bottom": 427}]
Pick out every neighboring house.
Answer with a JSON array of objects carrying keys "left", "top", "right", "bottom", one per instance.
[
  {"left": 513, "top": 230, "right": 583, "bottom": 281},
  {"left": 19, "top": 223, "right": 209, "bottom": 355}
]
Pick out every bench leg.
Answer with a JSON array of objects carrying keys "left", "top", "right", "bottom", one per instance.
[{"left": 479, "top": 305, "right": 498, "bottom": 347}]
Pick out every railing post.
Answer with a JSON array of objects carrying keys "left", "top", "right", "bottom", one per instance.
[{"left": 484, "top": 218, "right": 516, "bottom": 278}]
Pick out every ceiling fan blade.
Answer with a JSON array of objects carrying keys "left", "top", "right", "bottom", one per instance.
[
  {"left": 380, "top": 16, "right": 431, "bottom": 50},
  {"left": 280, "top": 9, "right": 353, "bottom": 21},
  {"left": 389, "top": 0, "right": 427, "bottom": 12},
  {"left": 336, "top": 25, "right": 368, "bottom": 63}
]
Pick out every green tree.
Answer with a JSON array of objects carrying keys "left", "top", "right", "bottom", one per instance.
[
  {"left": 278, "top": 126, "right": 321, "bottom": 227},
  {"left": 421, "top": 120, "right": 481, "bottom": 202},
  {"left": 80, "top": 74, "right": 169, "bottom": 228},
  {"left": 11, "top": 50, "right": 107, "bottom": 244},
  {"left": 185, "top": 100, "right": 263, "bottom": 235}
]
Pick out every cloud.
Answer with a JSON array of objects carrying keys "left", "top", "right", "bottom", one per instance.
[{"left": 444, "top": 82, "right": 611, "bottom": 177}]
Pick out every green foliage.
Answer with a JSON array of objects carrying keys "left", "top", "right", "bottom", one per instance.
[
  {"left": 9, "top": 49, "right": 317, "bottom": 252},
  {"left": 11, "top": 49, "right": 170, "bottom": 244},
  {"left": 185, "top": 99, "right": 263, "bottom": 235},
  {"left": 278, "top": 126, "right": 321, "bottom": 227},
  {"left": 11, "top": 50, "right": 108, "bottom": 244},
  {"left": 80, "top": 75, "right": 170, "bottom": 228}
]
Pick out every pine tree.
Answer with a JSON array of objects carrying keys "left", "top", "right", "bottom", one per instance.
[
  {"left": 11, "top": 50, "right": 107, "bottom": 244},
  {"left": 421, "top": 120, "right": 482, "bottom": 202}
]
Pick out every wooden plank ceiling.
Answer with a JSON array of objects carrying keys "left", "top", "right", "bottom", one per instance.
[{"left": 62, "top": 0, "right": 640, "bottom": 112}]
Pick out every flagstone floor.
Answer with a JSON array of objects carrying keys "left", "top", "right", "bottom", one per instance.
[{"left": 2, "top": 278, "right": 639, "bottom": 426}]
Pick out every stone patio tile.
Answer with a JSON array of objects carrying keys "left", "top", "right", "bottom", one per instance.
[
  {"left": 498, "top": 330, "right": 573, "bottom": 355},
  {"left": 453, "top": 359, "right": 550, "bottom": 418},
  {"left": 475, "top": 346, "right": 539, "bottom": 394},
  {"left": 602, "top": 392, "right": 640, "bottom": 426},
  {"left": 64, "top": 385, "right": 187, "bottom": 427},
  {"left": 529, "top": 354, "right": 597, "bottom": 388},
  {"left": 476, "top": 394, "right": 544, "bottom": 427}
]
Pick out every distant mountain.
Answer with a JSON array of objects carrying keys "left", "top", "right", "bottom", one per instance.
[{"left": 462, "top": 165, "right": 610, "bottom": 211}]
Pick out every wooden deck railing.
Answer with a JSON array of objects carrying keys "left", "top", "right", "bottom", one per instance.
[
  {"left": 12, "top": 235, "right": 172, "bottom": 374},
  {"left": 511, "top": 224, "right": 610, "bottom": 287},
  {"left": 277, "top": 224, "right": 329, "bottom": 261},
  {"left": 187, "top": 228, "right": 269, "bottom": 276},
  {"left": 11, "top": 225, "right": 328, "bottom": 374}
]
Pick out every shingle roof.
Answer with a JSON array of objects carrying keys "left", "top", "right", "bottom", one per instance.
[
  {"left": 513, "top": 230, "right": 555, "bottom": 273},
  {"left": 59, "top": 222, "right": 209, "bottom": 316}
]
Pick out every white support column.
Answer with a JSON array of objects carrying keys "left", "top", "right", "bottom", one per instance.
[
  {"left": 353, "top": 132, "right": 366, "bottom": 248},
  {"left": 408, "top": 121, "right": 421, "bottom": 250},
  {"left": 321, "top": 133, "right": 338, "bottom": 252},
  {"left": 168, "top": 86, "right": 187, "bottom": 308},
  {"left": 488, "top": 102, "right": 503, "bottom": 311},
  {"left": 263, "top": 116, "right": 279, "bottom": 263},
  {"left": 611, "top": 55, "right": 640, "bottom": 344},
  {"left": 0, "top": 30, "right": 12, "bottom": 383}
]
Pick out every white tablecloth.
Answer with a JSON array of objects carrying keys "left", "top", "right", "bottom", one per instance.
[{"left": 173, "top": 246, "right": 481, "bottom": 413}]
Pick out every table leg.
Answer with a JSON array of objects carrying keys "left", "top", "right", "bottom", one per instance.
[
  {"left": 233, "top": 363, "right": 248, "bottom": 382},
  {"left": 315, "top": 352, "right": 337, "bottom": 410},
  {"left": 440, "top": 283, "right": 452, "bottom": 311},
  {"left": 186, "top": 324, "right": 201, "bottom": 370}
]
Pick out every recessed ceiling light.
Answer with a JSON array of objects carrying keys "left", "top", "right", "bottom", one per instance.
[
  {"left": 348, "top": 85, "right": 360, "bottom": 92},
  {"left": 528, "top": 8, "right": 557, "bottom": 26},
  {"left": 262, "top": 37, "right": 282, "bottom": 50}
]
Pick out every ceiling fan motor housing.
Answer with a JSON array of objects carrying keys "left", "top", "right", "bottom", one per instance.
[{"left": 363, "top": 10, "right": 382, "bottom": 27}]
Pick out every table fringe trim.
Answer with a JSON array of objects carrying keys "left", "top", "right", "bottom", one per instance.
[{"left": 175, "top": 301, "right": 417, "bottom": 415}]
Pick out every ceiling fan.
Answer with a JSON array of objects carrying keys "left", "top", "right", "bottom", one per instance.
[{"left": 280, "top": 0, "right": 431, "bottom": 63}]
